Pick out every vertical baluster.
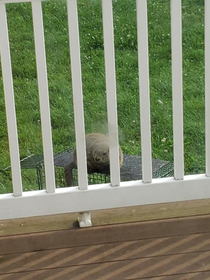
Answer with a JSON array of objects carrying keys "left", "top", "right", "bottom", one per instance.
[
  {"left": 32, "top": 1, "right": 56, "bottom": 192},
  {"left": 67, "top": 0, "right": 88, "bottom": 190},
  {"left": 205, "top": 0, "right": 210, "bottom": 176},
  {"left": 136, "top": 0, "right": 152, "bottom": 183},
  {"left": 171, "top": 0, "right": 184, "bottom": 180},
  {"left": 102, "top": 0, "right": 121, "bottom": 187},
  {"left": 0, "top": 4, "right": 22, "bottom": 196}
]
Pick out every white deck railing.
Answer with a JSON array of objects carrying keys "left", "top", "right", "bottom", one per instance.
[{"left": 0, "top": 0, "right": 210, "bottom": 222}]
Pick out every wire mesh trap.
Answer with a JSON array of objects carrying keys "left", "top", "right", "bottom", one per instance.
[
  {"left": 36, "top": 149, "right": 174, "bottom": 189},
  {"left": 4, "top": 150, "right": 174, "bottom": 190}
]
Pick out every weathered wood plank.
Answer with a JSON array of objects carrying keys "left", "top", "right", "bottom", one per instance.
[
  {"left": 1, "top": 215, "right": 210, "bottom": 255},
  {"left": 1, "top": 199, "right": 210, "bottom": 236},
  {"left": 0, "top": 213, "right": 78, "bottom": 236},
  {"left": 138, "top": 271, "right": 210, "bottom": 280},
  {"left": 1, "top": 232, "right": 210, "bottom": 274},
  {"left": 0, "top": 251, "right": 210, "bottom": 279}
]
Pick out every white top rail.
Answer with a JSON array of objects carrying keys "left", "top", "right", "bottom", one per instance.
[
  {"left": 102, "top": 0, "right": 121, "bottom": 187},
  {"left": 136, "top": 0, "right": 152, "bottom": 183},
  {"left": 32, "top": 1, "right": 56, "bottom": 193},
  {"left": 67, "top": 0, "right": 88, "bottom": 190},
  {"left": 0, "top": 4, "right": 23, "bottom": 197},
  {"left": 205, "top": 0, "right": 210, "bottom": 176},
  {"left": 2, "top": 174, "right": 210, "bottom": 220},
  {"left": 171, "top": 0, "right": 184, "bottom": 180}
]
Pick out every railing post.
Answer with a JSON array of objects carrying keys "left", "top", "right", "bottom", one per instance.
[
  {"left": 67, "top": 0, "right": 90, "bottom": 227},
  {"left": 205, "top": 0, "right": 210, "bottom": 177},
  {"left": 0, "top": 3, "right": 22, "bottom": 196},
  {"left": 67, "top": 0, "right": 88, "bottom": 191},
  {"left": 171, "top": 0, "right": 184, "bottom": 180},
  {"left": 136, "top": 0, "right": 152, "bottom": 183},
  {"left": 102, "top": 0, "right": 121, "bottom": 187},
  {"left": 32, "top": 1, "right": 56, "bottom": 193}
]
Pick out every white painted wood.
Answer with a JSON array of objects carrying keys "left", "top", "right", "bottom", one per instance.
[
  {"left": 67, "top": 0, "right": 88, "bottom": 190},
  {"left": 171, "top": 0, "right": 184, "bottom": 180},
  {"left": 1, "top": 174, "right": 210, "bottom": 220},
  {"left": 102, "top": 0, "right": 121, "bottom": 187},
  {"left": 0, "top": 4, "right": 22, "bottom": 197},
  {"left": 205, "top": 0, "right": 210, "bottom": 177},
  {"left": 0, "top": 0, "right": 208, "bottom": 222},
  {"left": 78, "top": 212, "right": 92, "bottom": 227},
  {"left": 136, "top": 0, "right": 152, "bottom": 183},
  {"left": 32, "top": 1, "right": 56, "bottom": 193}
]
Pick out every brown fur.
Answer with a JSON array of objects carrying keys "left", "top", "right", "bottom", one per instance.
[{"left": 64, "top": 133, "right": 123, "bottom": 186}]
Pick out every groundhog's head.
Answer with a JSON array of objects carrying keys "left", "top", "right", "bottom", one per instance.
[{"left": 93, "top": 147, "right": 109, "bottom": 163}]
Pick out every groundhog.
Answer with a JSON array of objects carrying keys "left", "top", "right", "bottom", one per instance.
[{"left": 64, "top": 133, "right": 123, "bottom": 186}]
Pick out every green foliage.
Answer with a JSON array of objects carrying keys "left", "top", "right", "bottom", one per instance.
[{"left": 0, "top": 0, "right": 205, "bottom": 192}]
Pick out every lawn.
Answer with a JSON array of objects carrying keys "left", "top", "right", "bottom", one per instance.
[{"left": 0, "top": 0, "right": 205, "bottom": 193}]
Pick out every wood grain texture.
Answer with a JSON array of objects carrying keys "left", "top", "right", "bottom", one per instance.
[
  {"left": 1, "top": 214, "right": 210, "bottom": 254},
  {"left": 1, "top": 199, "right": 210, "bottom": 236},
  {"left": 1, "top": 214, "right": 210, "bottom": 279}
]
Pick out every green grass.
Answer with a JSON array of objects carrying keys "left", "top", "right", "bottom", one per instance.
[{"left": 0, "top": 0, "right": 205, "bottom": 193}]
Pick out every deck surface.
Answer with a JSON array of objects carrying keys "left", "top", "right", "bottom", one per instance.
[{"left": 1, "top": 213, "right": 210, "bottom": 279}]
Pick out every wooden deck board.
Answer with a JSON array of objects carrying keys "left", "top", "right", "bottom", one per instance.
[
  {"left": 1, "top": 214, "right": 210, "bottom": 279},
  {"left": 1, "top": 233, "right": 210, "bottom": 272},
  {"left": 2, "top": 214, "right": 210, "bottom": 255},
  {"left": 1, "top": 251, "right": 210, "bottom": 279},
  {"left": 2, "top": 199, "right": 210, "bottom": 236}
]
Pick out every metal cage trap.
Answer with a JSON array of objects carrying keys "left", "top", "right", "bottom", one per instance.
[
  {"left": 4, "top": 149, "right": 174, "bottom": 190},
  {"left": 36, "top": 149, "right": 173, "bottom": 189}
]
